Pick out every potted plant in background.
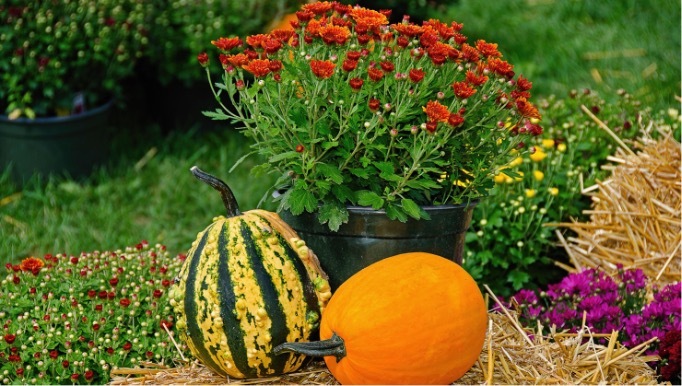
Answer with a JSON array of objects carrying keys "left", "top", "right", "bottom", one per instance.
[
  {"left": 139, "top": 0, "right": 305, "bottom": 132},
  {"left": 199, "top": 1, "right": 543, "bottom": 288},
  {"left": 0, "top": 0, "right": 152, "bottom": 182}
]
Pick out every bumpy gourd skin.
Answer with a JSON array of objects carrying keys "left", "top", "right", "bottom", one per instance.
[
  {"left": 169, "top": 167, "right": 331, "bottom": 378},
  {"left": 321, "top": 252, "right": 487, "bottom": 385}
]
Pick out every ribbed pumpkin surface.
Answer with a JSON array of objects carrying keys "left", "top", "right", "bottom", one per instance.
[
  {"left": 169, "top": 210, "right": 331, "bottom": 378},
  {"left": 321, "top": 252, "right": 487, "bottom": 384}
]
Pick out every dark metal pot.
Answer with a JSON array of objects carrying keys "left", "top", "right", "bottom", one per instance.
[
  {"left": 0, "top": 100, "right": 114, "bottom": 183},
  {"left": 281, "top": 202, "right": 477, "bottom": 290}
]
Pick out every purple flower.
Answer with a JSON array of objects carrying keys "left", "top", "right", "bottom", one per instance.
[
  {"left": 512, "top": 289, "right": 538, "bottom": 305},
  {"left": 579, "top": 295, "right": 603, "bottom": 311},
  {"left": 557, "top": 270, "right": 594, "bottom": 297},
  {"left": 619, "top": 267, "right": 647, "bottom": 293}
]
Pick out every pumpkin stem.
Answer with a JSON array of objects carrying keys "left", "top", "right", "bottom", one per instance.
[
  {"left": 273, "top": 333, "right": 346, "bottom": 362},
  {"left": 190, "top": 166, "right": 241, "bottom": 218}
]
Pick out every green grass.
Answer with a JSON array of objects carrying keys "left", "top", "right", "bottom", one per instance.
[
  {"left": 0, "top": 126, "right": 276, "bottom": 264},
  {"left": 1, "top": 0, "right": 680, "bottom": 264},
  {"left": 436, "top": 0, "right": 680, "bottom": 112}
]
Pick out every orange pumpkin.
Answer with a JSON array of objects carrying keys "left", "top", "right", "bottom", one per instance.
[
  {"left": 267, "top": 13, "right": 298, "bottom": 32},
  {"left": 275, "top": 252, "right": 488, "bottom": 384}
]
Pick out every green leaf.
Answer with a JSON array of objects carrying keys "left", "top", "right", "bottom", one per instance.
[
  {"left": 318, "top": 202, "right": 349, "bottom": 232},
  {"left": 349, "top": 168, "right": 370, "bottom": 179},
  {"left": 400, "top": 198, "right": 421, "bottom": 220},
  {"left": 316, "top": 164, "right": 343, "bottom": 184},
  {"left": 288, "top": 188, "right": 318, "bottom": 215},
  {"left": 356, "top": 190, "right": 384, "bottom": 209},
  {"left": 405, "top": 178, "right": 441, "bottom": 190},
  {"left": 322, "top": 140, "right": 339, "bottom": 150},
  {"left": 331, "top": 185, "right": 356, "bottom": 204},
  {"left": 375, "top": 161, "right": 394, "bottom": 175},
  {"left": 385, "top": 203, "right": 408, "bottom": 222},
  {"left": 268, "top": 151, "right": 300, "bottom": 163},
  {"left": 508, "top": 270, "right": 531, "bottom": 290},
  {"left": 202, "top": 110, "right": 230, "bottom": 120}
]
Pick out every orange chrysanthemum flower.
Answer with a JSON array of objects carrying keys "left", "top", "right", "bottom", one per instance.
[
  {"left": 516, "top": 97, "right": 541, "bottom": 119},
  {"left": 368, "top": 68, "right": 384, "bottom": 82},
  {"left": 20, "top": 257, "right": 44, "bottom": 274},
  {"left": 475, "top": 39, "right": 501, "bottom": 58},
  {"left": 303, "top": 1, "right": 334, "bottom": 15},
  {"left": 516, "top": 75, "right": 533, "bottom": 91},
  {"left": 246, "top": 34, "right": 269, "bottom": 49},
  {"left": 349, "top": 77, "right": 364, "bottom": 90},
  {"left": 448, "top": 113, "right": 465, "bottom": 127},
  {"left": 427, "top": 41, "right": 456, "bottom": 65},
  {"left": 264, "top": 38, "right": 283, "bottom": 54},
  {"left": 409, "top": 68, "right": 425, "bottom": 83},
  {"left": 226, "top": 53, "right": 249, "bottom": 67},
  {"left": 423, "top": 100, "right": 450, "bottom": 122},
  {"left": 295, "top": 10, "right": 314, "bottom": 22},
  {"left": 487, "top": 57, "right": 515, "bottom": 78},
  {"left": 419, "top": 26, "right": 440, "bottom": 48},
  {"left": 306, "top": 18, "right": 326, "bottom": 36},
  {"left": 349, "top": 7, "right": 388, "bottom": 29},
  {"left": 270, "top": 28, "right": 295, "bottom": 43},
  {"left": 243, "top": 59, "right": 271, "bottom": 77},
  {"left": 211, "top": 37, "right": 243, "bottom": 52},
  {"left": 319, "top": 25, "right": 351, "bottom": 45},
  {"left": 310, "top": 59, "right": 335, "bottom": 79},
  {"left": 460, "top": 43, "right": 480, "bottom": 62},
  {"left": 465, "top": 70, "right": 488, "bottom": 86},
  {"left": 452, "top": 81, "right": 477, "bottom": 99},
  {"left": 391, "top": 23, "right": 423, "bottom": 37},
  {"left": 424, "top": 19, "right": 456, "bottom": 40},
  {"left": 342, "top": 59, "right": 358, "bottom": 72}
]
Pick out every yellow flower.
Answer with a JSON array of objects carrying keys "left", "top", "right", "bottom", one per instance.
[
  {"left": 541, "top": 138, "right": 555, "bottom": 148},
  {"left": 525, "top": 189, "right": 536, "bottom": 198},
  {"left": 530, "top": 148, "right": 547, "bottom": 162},
  {"left": 509, "top": 157, "right": 523, "bottom": 167},
  {"left": 533, "top": 170, "right": 544, "bottom": 181},
  {"left": 514, "top": 171, "right": 524, "bottom": 182},
  {"left": 557, "top": 143, "right": 567, "bottom": 153},
  {"left": 493, "top": 173, "right": 508, "bottom": 184},
  {"left": 548, "top": 187, "right": 559, "bottom": 196}
]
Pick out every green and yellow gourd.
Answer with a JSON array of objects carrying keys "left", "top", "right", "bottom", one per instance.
[{"left": 169, "top": 166, "right": 332, "bottom": 378}]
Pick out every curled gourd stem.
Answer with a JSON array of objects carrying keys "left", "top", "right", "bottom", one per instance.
[
  {"left": 190, "top": 166, "right": 241, "bottom": 218},
  {"left": 273, "top": 333, "right": 346, "bottom": 362}
]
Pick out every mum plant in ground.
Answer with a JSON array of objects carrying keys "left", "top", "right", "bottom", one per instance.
[
  {"left": 465, "top": 89, "right": 678, "bottom": 296},
  {"left": 502, "top": 267, "right": 681, "bottom": 382},
  {"left": 0, "top": 242, "right": 189, "bottom": 385},
  {"left": 200, "top": 1, "right": 543, "bottom": 230}
]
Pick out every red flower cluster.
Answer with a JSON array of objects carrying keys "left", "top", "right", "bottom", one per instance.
[
  {"left": 199, "top": 1, "right": 545, "bottom": 225},
  {"left": 0, "top": 242, "right": 188, "bottom": 384}
]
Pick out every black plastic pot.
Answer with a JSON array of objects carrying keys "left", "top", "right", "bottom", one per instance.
[
  {"left": 281, "top": 202, "right": 478, "bottom": 290},
  {"left": 0, "top": 100, "right": 113, "bottom": 183}
]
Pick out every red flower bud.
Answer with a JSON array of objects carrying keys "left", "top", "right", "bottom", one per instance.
[
  {"left": 197, "top": 52, "right": 209, "bottom": 67},
  {"left": 4, "top": 334, "right": 15, "bottom": 344},
  {"left": 368, "top": 98, "right": 380, "bottom": 111}
]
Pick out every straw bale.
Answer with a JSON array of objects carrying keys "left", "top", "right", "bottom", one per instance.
[
  {"left": 109, "top": 308, "right": 659, "bottom": 385},
  {"left": 551, "top": 115, "right": 681, "bottom": 285}
]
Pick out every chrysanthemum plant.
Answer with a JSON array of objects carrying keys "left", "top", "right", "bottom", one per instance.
[{"left": 200, "top": 1, "right": 543, "bottom": 230}]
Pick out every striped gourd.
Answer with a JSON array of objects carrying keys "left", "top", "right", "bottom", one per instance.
[{"left": 169, "top": 167, "right": 332, "bottom": 378}]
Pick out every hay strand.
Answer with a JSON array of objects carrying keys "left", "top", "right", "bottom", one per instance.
[
  {"left": 110, "top": 306, "right": 659, "bottom": 385},
  {"left": 549, "top": 121, "right": 681, "bottom": 285}
]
